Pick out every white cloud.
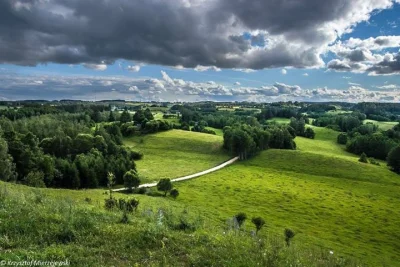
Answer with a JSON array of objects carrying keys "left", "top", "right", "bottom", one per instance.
[
  {"left": 233, "top": 69, "right": 257, "bottom": 73},
  {"left": 348, "top": 82, "right": 361, "bottom": 86},
  {"left": 234, "top": 82, "right": 241, "bottom": 86},
  {"left": 303, "top": 73, "right": 309, "bottom": 76},
  {"left": 82, "top": 63, "right": 107, "bottom": 71},
  {"left": 127, "top": 65, "right": 141, "bottom": 72},
  {"left": 281, "top": 69, "right": 287, "bottom": 75},
  {"left": 194, "top": 65, "right": 222, "bottom": 72}
]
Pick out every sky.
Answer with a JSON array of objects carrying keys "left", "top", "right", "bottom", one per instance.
[{"left": 0, "top": 0, "right": 400, "bottom": 102}]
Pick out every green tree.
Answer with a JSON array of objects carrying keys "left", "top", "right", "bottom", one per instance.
[
  {"left": 24, "top": 171, "right": 46, "bottom": 188},
  {"left": 157, "top": 178, "right": 173, "bottom": 196},
  {"left": 359, "top": 152, "right": 368, "bottom": 163},
  {"left": 284, "top": 228, "right": 295, "bottom": 246},
  {"left": 234, "top": 212, "right": 247, "bottom": 228},
  {"left": 120, "top": 110, "right": 132, "bottom": 123},
  {"left": 251, "top": 217, "right": 265, "bottom": 234},
  {"left": 144, "top": 108, "right": 154, "bottom": 120},
  {"left": 107, "top": 172, "right": 116, "bottom": 198},
  {"left": 133, "top": 110, "right": 146, "bottom": 124},
  {"left": 108, "top": 111, "right": 116, "bottom": 122},
  {"left": 387, "top": 145, "right": 400, "bottom": 174},
  {"left": 304, "top": 127, "right": 315, "bottom": 139},
  {"left": 0, "top": 136, "right": 16, "bottom": 181},
  {"left": 123, "top": 170, "right": 141, "bottom": 192}
]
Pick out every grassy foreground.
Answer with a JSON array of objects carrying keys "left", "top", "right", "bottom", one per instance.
[
  {"left": 124, "top": 130, "right": 230, "bottom": 183},
  {"left": 0, "top": 182, "right": 355, "bottom": 266}
]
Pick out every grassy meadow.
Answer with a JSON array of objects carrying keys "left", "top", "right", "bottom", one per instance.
[
  {"left": 266, "top": 117, "right": 291, "bottom": 124},
  {"left": 364, "top": 119, "right": 399, "bottom": 131},
  {"left": 123, "top": 130, "right": 230, "bottom": 183},
  {"left": 168, "top": 127, "right": 400, "bottom": 266}
]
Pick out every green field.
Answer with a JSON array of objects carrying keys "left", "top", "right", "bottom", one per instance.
[
  {"left": 364, "top": 119, "right": 398, "bottom": 131},
  {"left": 266, "top": 117, "right": 291, "bottom": 124},
  {"left": 124, "top": 130, "right": 230, "bottom": 183},
  {"left": 170, "top": 127, "right": 400, "bottom": 266}
]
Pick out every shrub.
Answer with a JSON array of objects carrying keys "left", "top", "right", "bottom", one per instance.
[
  {"left": 358, "top": 152, "right": 368, "bottom": 163},
  {"left": 104, "top": 198, "right": 118, "bottom": 210},
  {"left": 130, "top": 150, "right": 143, "bottom": 160},
  {"left": 369, "top": 158, "right": 381, "bottom": 166},
  {"left": 251, "top": 217, "right": 265, "bottom": 234},
  {"left": 304, "top": 127, "right": 315, "bottom": 139},
  {"left": 24, "top": 171, "right": 46, "bottom": 188},
  {"left": 120, "top": 212, "right": 129, "bottom": 224},
  {"left": 284, "top": 228, "right": 295, "bottom": 246},
  {"left": 170, "top": 189, "right": 179, "bottom": 199},
  {"left": 137, "top": 187, "right": 147, "bottom": 194},
  {"left": 234, "top": 212, "right": 247, "bottom": 228}
]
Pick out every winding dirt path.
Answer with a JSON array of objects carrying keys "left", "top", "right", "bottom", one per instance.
[{"left": 112, "top": 156, "right": 239, "bottom": 192}]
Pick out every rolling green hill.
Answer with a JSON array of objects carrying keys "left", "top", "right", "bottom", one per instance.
[
  {"left": 172, "top": 127, "right": 400, "bottom": 266},
  {"left": 1, "top": 126, "right": 399, "bottom": 266},
  {"left": 123, "top": 130, "right": 230, "bottom": 183}
]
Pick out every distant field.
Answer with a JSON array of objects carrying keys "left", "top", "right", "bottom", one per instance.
[
  {"left": 364, "top": 119, "right": 398, "bottom": 131},
  {"left": 0, "top": 105, "right": 8, "bottom": 110},
  {"left": 173, "top": 127, "right": 400, "bottom": 266},
  {"left": 206, "top": 126, "right": 223, "bottom": 136},
  {"left": 266, "top": 117, "right": 291, "bottom": 124},
  {"left": 124, "top": 130, "right": 230, "bottom": 183}
]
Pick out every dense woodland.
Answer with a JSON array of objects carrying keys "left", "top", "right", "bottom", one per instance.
[{"left": 0, "top": 101, "right": 399, "bottom": 190}]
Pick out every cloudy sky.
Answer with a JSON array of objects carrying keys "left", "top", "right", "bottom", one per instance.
[{"left": 1, "top": 0, "right": 400, "bottom": 102}]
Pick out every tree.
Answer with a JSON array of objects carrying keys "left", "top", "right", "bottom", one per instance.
[
  {"left": 251, "top": 217, "right": 265, "bottom": 234},
  {"left": 234, "top": 212, "right": 247, "bottom": 228},
  {"left": 284, "top": 228, "right": 295, "bottom": 246},
  {"left": 304, "top": 127, "right": 315, "bottom": 139},
  {"left": 0, "top": 137, "right": 16, "bottom": 182},
  {"left": 123, "top": 170, "right": 141, "bottom": 192},
  {"left": 108, "top": 111, "right": 116, "bottom": 122},
  {"left": 120, "top": 110, "right": 132, "bottom": 123},
  {"left": 359, "top": 152, "right": 368, "bottom": 163},
  {"left": 107, "top": 172, "right": 116, "bottom": 198},
  {"left": 133, "top": 110, "right": 146, "bottom": 124},
  {"left": 144, "top": 108, "right": 154, "bottom": 121},
  {"left": 387, "top": 145, "right": 400, "bottom": 174},
  {"left": 157, "top": 178, "right": 173, "bottom": 196},
  {"left": 170, "top": 188, "right": 179, "bottom": 199},
  {"left": 24, "top": 171, "right": 46, "bottom": 188},
  {"left": 337, "top": 133, "right": 348, "bottom": 145}
]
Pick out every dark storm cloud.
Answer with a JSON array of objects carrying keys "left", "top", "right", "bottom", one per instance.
[
  {"left": 367, "top": 53, "right": 400, "bottom": 75},
  {"left": 0, "top": 0, "right": 397, "bottom": 69}
]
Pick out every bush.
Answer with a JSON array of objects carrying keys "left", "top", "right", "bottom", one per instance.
[
  {"left": 118, "top": 198, "right": 139, "bottom": 212},
  {"left": 337, "top": 133, "right": 348, "bottom": 145},
  {"left": 24, "top": 171, "right": 46, "bottom": 188},
  {"left": 234, "top": 212, "right": 247, "bottom": 228},
  {"left": 170, "top": 188, "right": 179, "bottom": 199},
  {"left": 104, "top": 198, "right": 118, "bottom": 210},
  {"left": 304, "top": 127, "right": 315, "bottom": 139},
  {"left": 369, "top": 158, "right": 381, "bottom": 166},
  {"left": 284, "top": 228, "right": 295, "bottom": 246},
  {"left": 130, "top": 150, "right": 143, "bottom": 160},
  {"left": 251, "top": 217, "right": 265, "bottom": 234},
  {"left": 359, "top": 152, "right": 369, "bottom": 163},
  {"left": 137, "top": 187, "right": 148, "bottom": 194}
]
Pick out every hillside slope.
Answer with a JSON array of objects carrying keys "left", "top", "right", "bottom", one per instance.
[{"left": 173, "top": 127, "right": 400, "bottom": 266}]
